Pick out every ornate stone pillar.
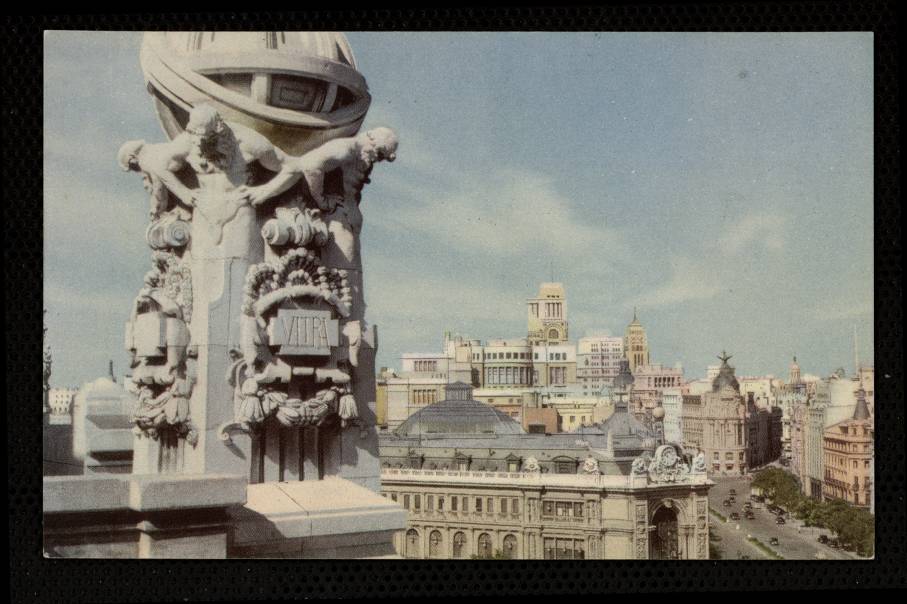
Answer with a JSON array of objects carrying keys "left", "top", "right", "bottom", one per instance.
[{"left": 121, "top": 32, "right": 396, "bottom": 493}]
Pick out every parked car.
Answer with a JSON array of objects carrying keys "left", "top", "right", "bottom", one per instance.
[
  {"left": 817, "top": 535, "right": 829, "bottom": 544},
  {"left": 775, "top": 516, "right": 786, "bottom": 525},
  {"left": 743, "top": 502, "right": 753, "bottom": 510},
  {"left": 723, "top": 499, "right": 732, "bottom": 507},
  {"left": 745, "top": 511, "right": 755, "bottom": 520},
  {"left": 769, "top": 537, "right": 780, "bottom": 546},
  {"left": 730, "top": 512, "right": 741, "bottom": 520}
]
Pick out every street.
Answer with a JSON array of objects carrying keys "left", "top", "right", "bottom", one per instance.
[{"left": 708, "top": 475, "right": 857, "bottom": 560}]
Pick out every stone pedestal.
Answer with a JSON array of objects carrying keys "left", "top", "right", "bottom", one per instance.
[
  {"left": 43, "top": 473, "right": 246, "bottom": 558},
  {"left": 229, "top": 477, "right": 406, "bottom": 558}
]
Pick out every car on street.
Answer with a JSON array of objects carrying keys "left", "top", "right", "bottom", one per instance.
[
  {"left": 723, "top": 499, "right": 731, "bottom": 507},
  {"left": 745, "top": 511, "right": 755, "bottom": 520},
  {"left": 729, "top": 489, "right": 737, "bottom": 496},
  {"left": 817, "top": 535, "right": 829, "bottom": 544},
  {"left": 743, "top": 502, "right": 753, "bottom": 510},
  {"left": 775, "top": 516, "right": 786, "bottom": 525},
  {"left": 730, "top": 512, "right": 740, "bottom": 520},
  {"left": 769, "top": 537, "right": 779, "bottom": 546}
]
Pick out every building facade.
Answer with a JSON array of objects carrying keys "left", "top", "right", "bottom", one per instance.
[
  {"left": 576, "top": 335, "right": 624, "bottom": 395},
  {"left": 822, "top": 389, "right": 873, "bottom": 508},
  {"left": 660, "top": 387, "right": 684, "bottom": 445},
  {"left": 380, "top": 382, "right": 711, "bottom": 560},
  {"left": 631, "top": 363, "right": 683, "bottom": 417},
  {"left": 680, "top": 353, "right": 781, "bottom": 476},
  {"left": 527, "top": 282, "right": 569, "bottom": 345},
  {"left": 623, "top": 310, "right": 650, "bottom": 374}
]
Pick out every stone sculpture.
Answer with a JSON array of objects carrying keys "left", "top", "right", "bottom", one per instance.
[
  {"left": 121, "top": 100, "right": 396, "bottom": 473},
  {"left": 632, "top": 444, "right": 693, "bottom": 483},
  {"left": 692, "top": 450, "right": 707, "bottom": 473},
  {"left": 582, "top": 456, "right": 600, "bottom": 474}
]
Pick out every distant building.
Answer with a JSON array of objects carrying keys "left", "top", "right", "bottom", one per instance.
[
  {"left": 531, "top": 342, "right": 577, "bottom": 389},
  {"left": 47, "top": 387, "right": 78, "bottom": 419},
  {"left": 478, "top": 338, "right": 535, "bottom": 389},
  {"left": 802, "top": 395, "right": 828, "bottom": 499},
  {"left": 680, "top": 352, "right": 781, "bottom": 475},
  {"left": 822, "top": 389, "right": 873, "bottom": 508},
  {"left": 71, "top": 366, "right": 136, "bottom": 475},
  {"left": 631, "top": 363, "right": 683, "bottom": 417},
  {"left": 660, "top": 387, "right": 684, "bottom": 444},
  {"left": 576, "top": 335, "right": 624, "bottom": 395},
  {"left": 379, "top": 382, "right": 711, "bottom": 559},
  {"left": 623, "top": 309, "right": 650, "bottom": 374},
  {"left": 526, "top": 282, "right": 568, "bottom": 345},
  {"left": 775, "top": 357, "right": 807, "bottom": 466}
]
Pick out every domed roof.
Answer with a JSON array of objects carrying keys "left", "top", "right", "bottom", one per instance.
[
  {"left": 712, "top": 351, "right": 740, "bottom": 392},
  {"left": 612, "top": 357, "right": 634, "bottom": 391},
  {"left": 395, "top": 397, "right": 525, "bottom": 437},
  {"left": 140, "top": 31, "right": 371, "bottom": 154}
]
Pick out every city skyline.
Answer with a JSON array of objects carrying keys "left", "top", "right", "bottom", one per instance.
[{"left": 44, "top": 32, "right": 873, "bottom": 387}]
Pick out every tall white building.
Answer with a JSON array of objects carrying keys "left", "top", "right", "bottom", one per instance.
[
  {"left": 576, "top": 335, "right": 624, "bottom": 395},
  {"left": 660, "top": 387, "right": 684, "bottom": 444}
]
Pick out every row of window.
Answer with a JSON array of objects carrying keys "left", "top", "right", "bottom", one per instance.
[
  {"left": 392, "top": 493, "right": 522, "bottom": 516},
  {"left": 404, "top": 529, "right": 519, "bottom": 559},
  {"left": 712, "top": 451, "right": 746, "bottom": 461},
  {"left": 824, "top": 456, "right": 871, "bottom": 469},
  {"left": 542, "top": 501, "right": 584, "bottom": 518},
  {"left": 411, "top": 389, "right": 438, "bottom": 405},
  {"left": 485, "top": 366, "right": 533, "bottom": 385},
  {"left": 412, "top": 360, "right": 439, "bottom": 372},
  {"left": 475, "top": 351, "right": 572, "bottom": 362}
]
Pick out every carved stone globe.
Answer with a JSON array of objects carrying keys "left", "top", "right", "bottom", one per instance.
[
  {"left": 140, "top": 31, "right": 370, "bottom": 155},
  {"left": 652, "top": 406, "right": 665, "bottom": 420}
]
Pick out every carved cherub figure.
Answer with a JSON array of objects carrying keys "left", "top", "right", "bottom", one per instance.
[{"left": 119, "top": 105, "right": 314, "bottom": 243}]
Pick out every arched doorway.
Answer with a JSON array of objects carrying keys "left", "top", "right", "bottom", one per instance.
[
  {"left": 650, "top": 506, "right": 679, "bottom": 559},
  {"left": 453, "top": 532, "right": 467, "bottom": 559},
  {"left": 404, "top": 529, "right": 421, "bottom": 558},
  {"left": 428, "top": 530, "right": 443, "bottom": 558}
]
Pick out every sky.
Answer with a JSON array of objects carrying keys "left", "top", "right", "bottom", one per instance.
[{"left": 44, "top": 31, "right": 874, "bottom": 388}]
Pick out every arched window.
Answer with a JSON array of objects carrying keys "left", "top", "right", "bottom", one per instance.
[
  {"left": 548, "top": 328, "right": 559, "bottom": 340},
  {"left": 477, "top": 533, "right": 493, "bottom": 559},
  {"left": 453, "top": 532, "right": 467, "bottom": 559},
  {"left": 429, "top": 530, "right": 443, "bottom": 558},
  {"left": 405, "top": 529, "right": 421, "bottom": 558},
  {"left": 502, "top": 534, "right": 518, "bottom": 559}
]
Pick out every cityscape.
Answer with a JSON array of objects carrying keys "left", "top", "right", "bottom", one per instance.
[{"left": 42, "top": 31, "right": 874, "bottom": 560}]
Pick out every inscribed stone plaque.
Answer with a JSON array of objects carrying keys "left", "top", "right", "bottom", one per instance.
[{"left": 268, "top": 308, "right": 339, "bottom": 356}]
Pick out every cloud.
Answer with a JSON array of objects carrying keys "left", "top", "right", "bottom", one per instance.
[
  {"left": 716, "top": 212, "right": 786, "bottom": 255},
  {"left": 635, "top": 256, "right": 722, "bottom": 307},
  {"left": 372, "top": 166, "right": 626, "bottom": 260},
  {"left": 812, "top": 297, "right": 873, "bottom": 321}
]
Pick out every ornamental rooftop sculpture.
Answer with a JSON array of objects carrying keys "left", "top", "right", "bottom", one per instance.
[{"left": 120, "top": 32, "right": 397, "bottom": 490}]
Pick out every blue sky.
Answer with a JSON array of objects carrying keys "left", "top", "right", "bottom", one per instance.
[{"left": 44, "top": 31, "right": 873, "bottom": 387}]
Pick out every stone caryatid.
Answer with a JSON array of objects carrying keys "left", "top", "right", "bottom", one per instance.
[{"left": 120, "top": 101, "right": 397, "bottom": 476}]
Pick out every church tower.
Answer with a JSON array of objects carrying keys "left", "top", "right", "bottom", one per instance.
[
  {"left": 624, "top": 308, "right": 650, "bottom": 373},
  {"left": 527, "top": 282, "right": 568, "bottom": 345}
]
